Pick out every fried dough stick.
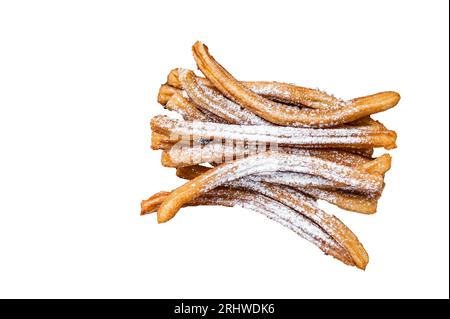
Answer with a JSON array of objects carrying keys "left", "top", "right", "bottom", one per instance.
[
  {"left": 160, "top": 141, "right": 372, "bottom": 168},
  {"left": 192, "top": 41, "right": 400, "bottom": 127},
  {"left": 172, "top": 153, "right": 391, "bottom": 214},
  {"left": 167, "top": 68, "right": 347, "bottom": 109},
  {"left": 141, "top": 186, "right": 368, "bottom": 269},
  {"left": 156, "top": 152, "right": 384, "bottom": 223},
  {"left": 142, "top": 186, "right": 368, "bottom": 269}
]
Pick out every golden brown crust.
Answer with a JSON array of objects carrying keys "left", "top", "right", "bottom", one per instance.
[
  {"left": 157, "top": 152, "right": 384, "bottom": 223},
  {"left": 192, "top": 41, "right": 400, "bottom": 127},
  {"left": 167, "top": 68, "right": 346, "bottom": 109},
  {"left": 161, "top": 142, "right": 372, "bottom": 168},
  {"left": 175, "top": 153, "right": 391, "bottom": 186},
  {"left": 151, "top": 115, "right": 397, "bottom": 150},
  {"left": 178, "top": 69, "right": 270, "bottom": 125},
  {"left": 141, "top": 186, "right": 368, "bottom": 269},
  {"left": 172, "top": 153, "right": 391, "bottom": 215}
]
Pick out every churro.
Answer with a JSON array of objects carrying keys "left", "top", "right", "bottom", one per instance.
[
  {"left": 142, "top": 187, "right": 368, "bottom": 269},
  {"left": 176, "top": 151, "right": 391, "bottom": 188},
  {"left": 157, "top": 152, "right": 384, "bottom": 223},
  {"left": 175, "top": 165, "right": 378, "bottom": 214},
  {"left": 192, "top": 41, "right": 400, "bottom": 127},
  {"left": 151, "top": 127, "right": 376, "bottom": 158},
  {"left": 167, "top": 68, "right": 347, "bottom": 109},
  {"left": 160, "top": 141, "right": 373, "bottom": 168},
  {"left": 172, "top": 153, "right": 391, "bottom": 214}
]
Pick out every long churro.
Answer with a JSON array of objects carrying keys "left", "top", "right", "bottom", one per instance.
[
  {"left": 172, "top": 153, "right": 389, "bottom": 214},
  {"left": 150, "top": 123, "right": 376, "bottom": 158},
  {"left": 160, "top": 141, "right": 372, "bottom": 168},
  {"left": 142, "top": 187, "right": 368, "bottom": 269},
  {"left": 151, "top": 115, "right": 397, "bottom": 149},
  {"left": 157, "top": 152, "right": 384, "bottom": 223},
  {"left": 192, "top": 41, "right": 400, "bottom": 127},
  {"left": 167, "top": 68, "right": 347, "bottom": 109},
  {"left": 172, "top": 153, "right": 391, "bottom": 188}
]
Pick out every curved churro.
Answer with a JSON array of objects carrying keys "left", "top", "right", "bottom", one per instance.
[
  {"left": 176, "top": 168, "right": 379, "bottom": 214},
  {"left": 167, "top": 68, "right": 346, "bottom": 109},
  {"left": 222, "top": 183, "right": 368, "bottom": 267},
  {"left": 157, "top": 152, "right": 384, "bottom": 222},
  {"left": 178, "top": 69, "right": 270, "bottom": 125},
  {"left": 253, "top": 155, "right": 390, "bottom": 201},
  {"left": 158, "top": 82, "right": 389, "bottom": 137},
  {"left": 174, "top": 153, "right": 390, "bottom": 183},
  {"left": 192, "top": 41, "right": 400, "bottom": 127},
  {"left": 196, "top": 189, "right": 362, "bottom": 267},
  {"left": 142, "top": 187, "right": 368, "bottom": 269},
  {"left": 231, "top": 177, "right": 377, "bottom": 215},
  {"left": 175, "top": 154, "right": 390, "bottom": 201},
  {"left": 175, "top": 153, "right": 390, "bottom": 189},
  {"left": 151, "top": 115, "right": 397, "bottom": 150},
  {"left": 173, "top": 151, "right": 391, "bottom": 212},
  {"left": 172, "top": 152, "right": 387, "bottom": 214},
  {"left": 177, "top": 151, "right": 390, "bottom": 186}
]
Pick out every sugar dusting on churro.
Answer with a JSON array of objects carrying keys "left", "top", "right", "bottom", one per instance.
[{"left": 143, "top": 41, "right": 399, "bottom": 270}]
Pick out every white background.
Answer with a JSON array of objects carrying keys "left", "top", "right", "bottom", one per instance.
[{"left": 0, "top": 0, "right": 448, "bottom": 299}]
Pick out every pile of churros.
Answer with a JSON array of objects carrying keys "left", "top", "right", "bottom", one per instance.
[{"left": 142, "top": 41, "right": 400, "bottom": 270}]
